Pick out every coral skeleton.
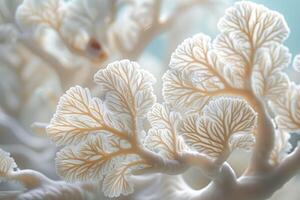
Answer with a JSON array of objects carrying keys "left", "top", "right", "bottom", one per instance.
[{"left": 1, "top": 0, "right": 300, "bottom": 200}]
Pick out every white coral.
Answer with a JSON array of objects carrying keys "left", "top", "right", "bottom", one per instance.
[{"left": 1, "top": 1, "right": 300, "bottom": 200}]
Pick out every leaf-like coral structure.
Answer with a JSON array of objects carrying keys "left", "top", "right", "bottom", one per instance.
[
  {"left": 251, "top": 44, "right": 291, "bottom": 100},
  {"left": 179, "top": 97, "right": 257, "bottom": 160},
  {"left": 94, "top": 59, "right": 156, "bottom": 119},
  {"left": 145, "top": 103, "right": 188, "bottom": 159},
  {"left": 0, "top": 148, "right": 17, "bottom": 181},
  {"left": 215, "top": 1, "right": 289, "bottom": 89},
  {"left": 218, "top": 1, "right": 289, "bottom": 49},
  {"left": 102, "top": 163, "right": 135, "bottom": 198},
  {"left": 145, "top": 128, "right": 176, "bottom": 160},
  {"left": 48, "top": 60, "right": 157, "bottom": 197},
  {"left": 163, "top": 1, "right": 291, "bottom": 113},
  {"left": 47, "top": 86, "right": 108, "bottom": 145},
  {"left": 56, "top": 135, "right": 117, "bottom": 182},
  {"left": 163, "top": 34, "right": 230, "bottom": 113},
  {"left": 271, "top": 84, "right": 300, "bottom": 132}
]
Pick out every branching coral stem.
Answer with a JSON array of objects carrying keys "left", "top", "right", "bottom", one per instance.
[{"left": 119, "top": 0, "right": 213, "bottom": 60}]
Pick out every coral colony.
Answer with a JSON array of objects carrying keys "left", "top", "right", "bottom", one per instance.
[{"left": 1, "top": 1, "right": 300, "bottom": 200}]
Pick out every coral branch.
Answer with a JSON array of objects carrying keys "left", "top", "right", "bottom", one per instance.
[
  {"left": 19, "top": 36, "right": 76, "bottom": 90},
  {"left": 8, "top": 169, "right": 52, "bottom": 189},
  {"left": 178, "top": 151, "right": 220, "bottom": 176},
  {"left": 0, "top": 111, "right": 48, "bottom": 150},
  {"left": 133, "top": 146, "right": 187, "bottom": 175},
  {"left": 120, "top": 0, "right": 214, "bottom": 60},
  {"left": 247, "top": 97, "right": 275, "bottom": 174},
  {"left": 188, "top": 147, "right": 300, "bottom": 200}
]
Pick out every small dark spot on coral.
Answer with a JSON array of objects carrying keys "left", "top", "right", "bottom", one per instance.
[{"left": 89, "top": 38, "right": 102, "bottom": 51}]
